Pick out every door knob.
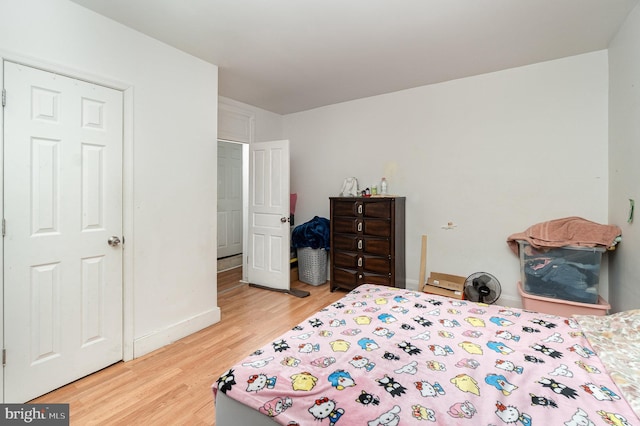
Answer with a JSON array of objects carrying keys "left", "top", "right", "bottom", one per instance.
[
  {"left": 108, "top": 236, "right": 121, "bottom": 247},
  {"left": 281, "top": 217, "right": 289, "bottom": 223}
]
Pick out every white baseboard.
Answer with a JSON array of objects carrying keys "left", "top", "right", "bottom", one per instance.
[
  {"left": 496, "top": 293, "right": 522, "bottom": 309},
  {"left": 133, "top": 307, "right": 221, "bottom": 358}
]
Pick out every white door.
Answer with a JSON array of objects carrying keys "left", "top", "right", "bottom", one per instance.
[
  {"left": 3, "top": 61, "right": 123, "bottom": 402},
  {"left": 247, "top": 140, "right": 290, "bottom": 291},
  {"left": 217, "top": 141, "right": 243, "bottom": 259}
]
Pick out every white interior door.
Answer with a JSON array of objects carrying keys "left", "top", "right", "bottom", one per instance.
[
  {"left": 217, "top": 141, "right": 243, "bottom": 259},
  {"left": 247, "top": 140, "right": 290, "bottom": 291},
  {"left": 3, "top": 61, "right": 123, "bottom": 402}
]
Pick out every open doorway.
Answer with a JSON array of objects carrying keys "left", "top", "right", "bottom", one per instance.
[
  {"left": 217, "top": 140, "right": 249, "bottom": 289},
  {"left": 218, "top": 138, "right": 296, "bottom": 296}
]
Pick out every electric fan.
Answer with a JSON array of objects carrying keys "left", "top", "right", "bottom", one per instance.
[{"left": 463, "top": 272, "right": 501, "bottom": 304}]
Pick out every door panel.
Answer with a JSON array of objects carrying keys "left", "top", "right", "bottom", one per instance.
[
  {"left": 3, "top": 61, "right": 123, "bottom": 402},
  {"left": 247, "top": 140, "right": 290, "bottom": 290}
]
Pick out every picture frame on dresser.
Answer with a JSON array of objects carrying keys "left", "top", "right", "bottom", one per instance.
[{"left": 329, "top": 197, "right": 406, "bottom": 292}]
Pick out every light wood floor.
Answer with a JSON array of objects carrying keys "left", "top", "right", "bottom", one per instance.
[{"left": 31, "top": 268, "right": 344, "bottom": 425}]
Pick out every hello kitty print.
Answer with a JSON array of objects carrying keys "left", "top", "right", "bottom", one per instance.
[{"left": 214, "top": 284, "right": 639, "bottom": 425}]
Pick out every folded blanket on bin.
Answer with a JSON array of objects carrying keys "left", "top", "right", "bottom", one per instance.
[
  {"left": 292, "top": 216, "right": 330, "bottom": 250},
  {"left": 507, "top": 216, "right": 621, "bottom": 255}
]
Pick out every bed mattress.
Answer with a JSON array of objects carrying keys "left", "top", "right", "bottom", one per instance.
[{"left": 213, "top": 284, "right": 640, "bottom": 425}]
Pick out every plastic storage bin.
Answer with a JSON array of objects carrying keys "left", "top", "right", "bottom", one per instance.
[
  {"left": 297, "top": 247, "right": 328, "bottom": 286},
  {"left": 518, "top": 282, "right": 610, "bottom": 316},
  {"left": 518, "top": 240, "right": 604, "bottom": 304}
]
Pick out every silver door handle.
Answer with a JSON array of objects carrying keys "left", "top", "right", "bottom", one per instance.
[
  {"left": 108, "top": 236, "right": 121, "bottom": 247},
  {"left": 281, "top": 217, "right": 289, "bottom": 223}
]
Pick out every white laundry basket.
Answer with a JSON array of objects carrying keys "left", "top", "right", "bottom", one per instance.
[{"left": 296, "top": 247, "right": 328, "bottom": 285}]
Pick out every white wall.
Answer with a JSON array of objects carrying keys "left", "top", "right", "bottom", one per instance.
[
  {"left": 0, "top": 0, "right": 220, "bottom": 356},
  {"left": 284, "top": 51, "right": 610, "bottom": 306},
  {"left": 608, "top": 3, "right": 640, "bottom": 312}
]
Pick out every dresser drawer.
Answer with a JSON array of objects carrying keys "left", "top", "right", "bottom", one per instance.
[
  {"left": 363, "top": 200, "right": 391, "bottom": 218},
  {"left": 333, "top": 217, "right": 359, "bottom": 234},
  {"left": 333, "top": 251, "right": 391, "bottom": 274},
  {"left": 362, "top": 256, "right": 391, "bottom": 274},
  {"left": 360, "top": 273, "right": 393, "bottom": 286},
  {"left": 332, "top": 200, "right": 359, "bottom": 217},
  {"left": 332, "top": 199, "right": 391, "bottom": 218},
  {"left": 333, "top": 251, "right": 359, "bottom": 269},
  {"left": 332, "top": 234, "right": 359, "bottom": 251},
  {"left": 332, "top": 268, "right": 392, "bottom": 288},
  {"left": 364, "top": 219, "right": 391, "bottom": 237},
  {"left": 364, "top": 238, "right": 391, "bottom": 255},
  {"left": 333, "top": 217, "right": 390, "bottom": 237},
  {"left": 332, "top": 234, "right": 390, "bottom": 255}
]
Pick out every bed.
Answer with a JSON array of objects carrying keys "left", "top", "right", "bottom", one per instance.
[{"left": 213, "top": 284, "right": 640, "bottom": 425}]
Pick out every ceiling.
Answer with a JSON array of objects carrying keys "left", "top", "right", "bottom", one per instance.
[{"left": 70, "top": 0, "right": 638, "bottom": 115}]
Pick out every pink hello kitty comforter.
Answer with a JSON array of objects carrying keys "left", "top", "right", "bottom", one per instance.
[{"left": 213, "top": 284, "right": 639, "bottom": 425}]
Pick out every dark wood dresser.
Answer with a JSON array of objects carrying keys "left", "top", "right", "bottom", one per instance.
[{"left": 329, "top": 197, "right": 406, "bottom": 292}]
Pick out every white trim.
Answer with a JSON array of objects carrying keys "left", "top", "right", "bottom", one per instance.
[
  {"left": 133, "top": 308, "right": 221, "bottom": 358},
  {"left": 0, "top": 57, "right": 5, "bottom": 404},
  {"left": 218, "top": 99, "right": 255, "bottom": 283},
  {"left": 0, "top": 49, "right": 130, "bottom": 92},
  {"left": 122, "top": 86, "right": 135, "bottom": 361},
  {"left": 218, "top": 100, "right": 255, "bottom": 143},
  {"left": 0, "top": 51, "right": 135, "bottom": 369}
]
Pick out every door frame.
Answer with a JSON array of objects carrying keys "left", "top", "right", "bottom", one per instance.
[
  {"left": 0, "top": 52, "right": 135, "bottom": 401},
  {"left": 218, "top": 99, "right": 255, "bottom": 283}
]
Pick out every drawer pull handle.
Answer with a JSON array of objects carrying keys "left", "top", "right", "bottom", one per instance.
[
  {"left": 358, "top": 257, "right": 363, "bottom": 267},
  {"left": 357, "top": 240, "right": 363, "bottom": 250},
  {"left": 357, "top": 204, "right": 363, "bottom": 214},
  {"left": 358, "top": 274, "right": 363, "bottom": 280},
  {"left": 357, "top": 222, "right": 362, "bottom": 232}
]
